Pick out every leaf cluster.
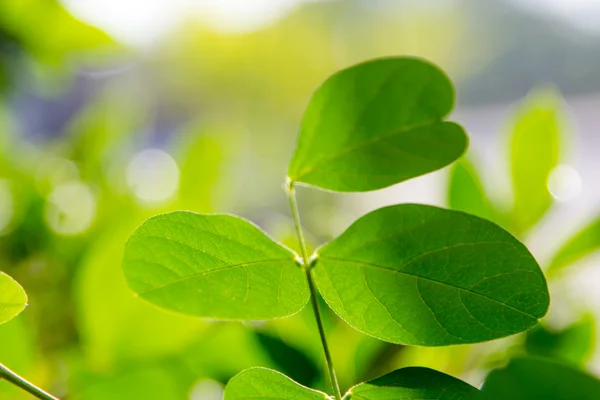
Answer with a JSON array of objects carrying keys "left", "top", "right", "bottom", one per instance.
[{"left": 121, "top": 57, "right": 551, "bottom": 399}]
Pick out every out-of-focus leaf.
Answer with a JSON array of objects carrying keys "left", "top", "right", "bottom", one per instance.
[
  {"left": 482, "top": 357, "right": 600, "bottom": 400},
  {"left": 548, "top": 216, "right": 600, "bottom": 276},
  {"left": 448, "top": 157, "right": 496, "bottom": 222},
  {"left": 123, "top": 212, "right": 309, "bottom": 320},
  {"left": 509, "top": 90, "right": 565, "bottom": 234},
  {"left": 313, "top": 204, "right": 549, "bottom": 345},
  {"left": 224, "top": 368, "right": 329, "bottom": 400},
  {"left": 181, "top": 323, "right": 274, "bottom": 382},
  {"left": 0, "top": 271, "right": 27, "bottom": 324},
  {"left": 288, "top": 57, "right": 467, "bottom": 192},
  {"left": 255, "top": 331, "right": 319, "bottom": 387},
  {"left": 75, "top": 218, "right": 204, "bottom": 370},
  {"left": 346, "top": 367, "right": 480, "bottom": 399},
  {"left": 0, "top": 316, "right": 37, "bottom": 399},
  {"left": 177, "top": 129, "right": 225, "bottom": 212},
  {"left": 73, "top": 364, "right": 185, "bottom": 400},
  {"left": 525, "top": 315, "right": 596, "bottom": 366},
  {"left": 0, "top": 0, "right": 116, "bottom": 68},
  {"left": 65, "top": 91, "right": 142, "bottom": 182},
  {"left": 353, "top": 336, "right": 394, "bottom": 383}
]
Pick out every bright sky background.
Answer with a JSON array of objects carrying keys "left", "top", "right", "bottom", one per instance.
[{"left": 60, "top": 0, "right": 600, "bottom": 48}]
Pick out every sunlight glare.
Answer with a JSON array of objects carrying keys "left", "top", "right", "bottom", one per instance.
[
  {"left": 61, "top": 0, "right": 322, "bottom": 47},
  {"left": 61, "top": 0, "right": 181, "bottom": 47},
  {"left": 547, "top": 164, "right": 583, "bottom": 203}
]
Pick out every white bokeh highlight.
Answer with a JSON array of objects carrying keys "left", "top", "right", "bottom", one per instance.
[
  {"left": 547, "top": 164, "right": 583, "bottom": 202},
  {"left": 126, "top": 148, "right": 180, "bottom": 204},
  {"left": 45, "top": 181, "right": 97, "bottom": 235},
  {"left": 189, "top": 379, "right": 224, "bottom": 400}
]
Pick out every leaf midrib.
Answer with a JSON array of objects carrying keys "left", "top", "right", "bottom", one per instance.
[
  {"left": 293, "top": 118, "right": 444, "bottom": 181},
  {"left": 318, "top": 255, "right": 538, "bottom": 320},
  {"left": 137, "top": 258, "right": 298, "bottom": 296}
]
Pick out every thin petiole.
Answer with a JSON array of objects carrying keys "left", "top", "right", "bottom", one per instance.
[
  {"left": 286, "top": 180, "right": 343, "bottom": 400},
  {"left": 286, "top": 179, "right": 311, "bottom": 263},
  {"left": 0, "top": 363, "right": 59, "bottom": 400}
]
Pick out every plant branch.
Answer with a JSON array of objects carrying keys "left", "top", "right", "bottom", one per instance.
[
  {"left": 0, "top": 363, "right": 59, "bottom": 400},
  {"left": 286, "top": 180, "right": 342, "bottom": 400}
]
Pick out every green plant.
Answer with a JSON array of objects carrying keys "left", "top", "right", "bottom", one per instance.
[
  {"left": 122, "top": 57, "right": 550, "bottom": 399},
  {"left": 445, "top": 89, "right": 600, "bottom": 399}
]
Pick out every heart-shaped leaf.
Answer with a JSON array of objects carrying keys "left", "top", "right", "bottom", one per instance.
[
  {"left": 0, "top": 272, "right": 27, "bottom": 325},
  {"left": 288, "top": 57, "right": 467, "bottom": 192},
  {"left": 123, "top": 212, "right": 309, "bottom": 320},
  {"left": 312, "top": 204, "right": 549, "bottom": 345},
  {"left": 224, "top": 367, "right": 329, "bottom": 400},
  {"left": 482, "top": 357, "right": 600, "bottom": 400},
  {"left": 346, "top": 367, "right": 480, "bottom": 399}
]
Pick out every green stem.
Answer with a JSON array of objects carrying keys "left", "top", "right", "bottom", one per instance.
[
  {"left": 286, "top": 180, "right": 343, "bottom": 400},
  {"left": 0, "top": 363, "right": 59, "bottom": 400}
]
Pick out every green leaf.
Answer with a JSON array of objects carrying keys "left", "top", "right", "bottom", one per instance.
[
  {"left": 312, "top": 204, "right": 549, "bottom": 346},
  {"left": 181, "top": 323, "right": 275, "bottom": 381},
  {"left": 509, "top": 89, "right": 564, "bottom": 233},
  {"left": 255, "top": 331, "right": 320, "bottom": 387},
  {"left": 177, "top": 128, "right": 225, "bottom": 212},
  {"left": 123, "top": 212, "right": 309, "bottom": 320},
  {"left": 288, "top": 57, "right": 467, "bottom": 192},
  {"left": 447, "top": 157, "right": 496, "bottom": 223},
  {"left": 548, "top": 216, "right": 600, "bottom": 276},
  {"left": 0, "top": 272, "right": 27, "bottom": 325},
  {"left": 482, "top": 357, "right": 600, "bottom": 400},
  {"left": 224, "top": 367, "right": 329, "bottom": 400},
  {"left": 525, "top": 315, "right": 596, "bottom": 366},
  {"left": 346, "top": 367, "right": 480, "bottom": 399}
]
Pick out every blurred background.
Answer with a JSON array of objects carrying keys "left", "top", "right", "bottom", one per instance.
[{"left": 1, "top": 0, "right": 600, "bottom": 398}]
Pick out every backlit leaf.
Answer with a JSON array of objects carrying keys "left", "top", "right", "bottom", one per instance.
[
  {"left": 0, "top": 272, "right": 27, "bottom": 325},
  {"left": 509, "top": 90, "right": 564, "bottom": 233},
  {"left": 123, "top": 212, "right": 309, "bottom": 320},
  {"left": 224, "top": 367, "right": 329, "bottom": 400},
  {"left": 288, "top": 57, "right": 467, "bottom": 192},
  {"left": 177, "top": 129, "right": 225, "bottom": 212},
  {"left": 448, "top": 157, "right": 496, "bottom": 223},
  {"left": 482, "top": 357, "right": 600, "bottom": 400},
  {"left": 313, "top": 204, "right": 549, "bottom": 346},
  {"left": 346, "top": 367, "right": 480, "bottom": 399}
]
